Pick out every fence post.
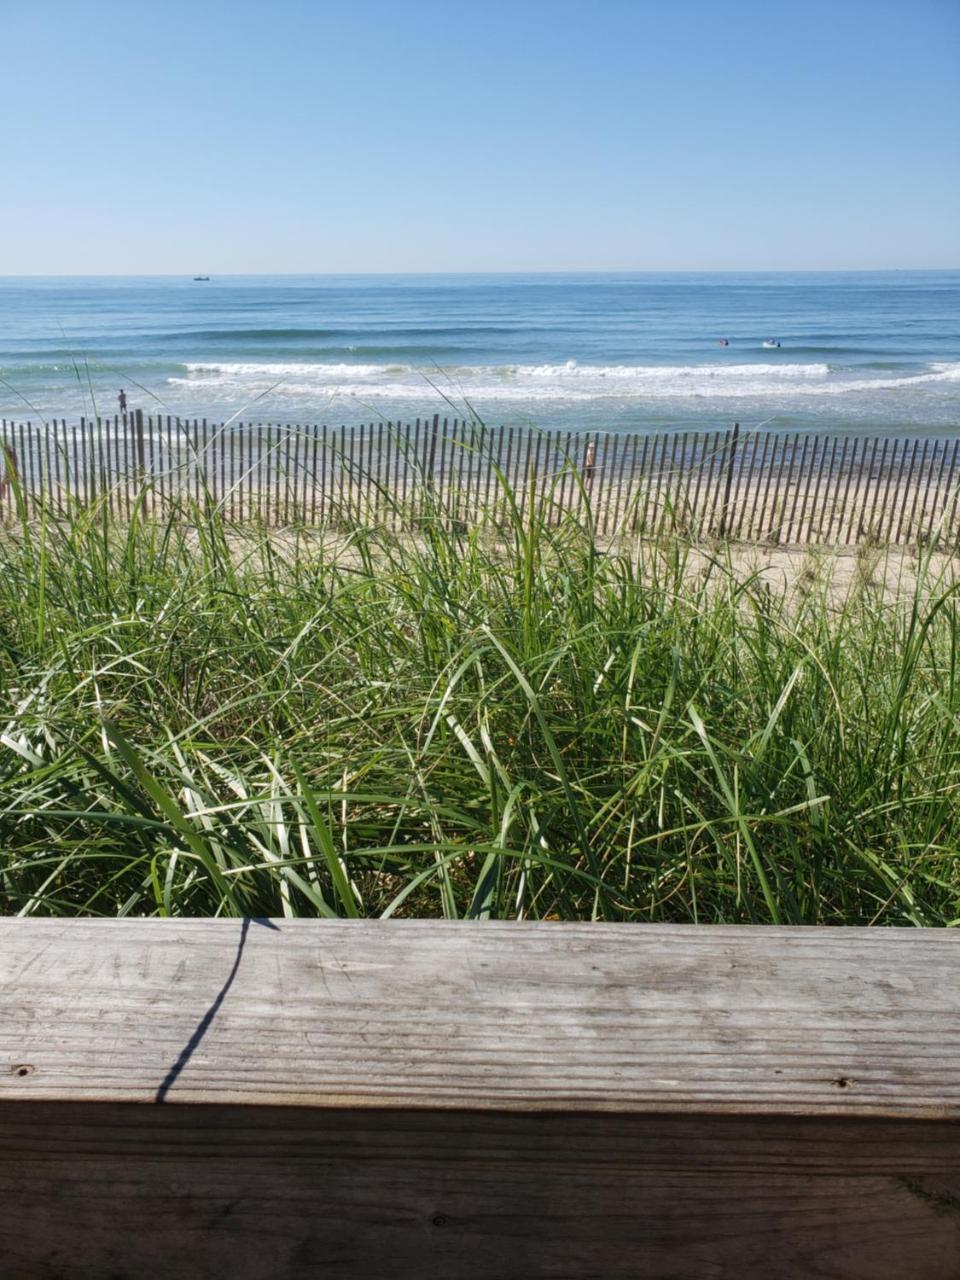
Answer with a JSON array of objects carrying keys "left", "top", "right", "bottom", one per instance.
[
  {"left": 718, "top": 421, "right": 740, "bottom": 538},
  {"left": 134, "top": 408, "right": 145, "bottom": 486},
  {"left": 427, "top": 413, "right": 440, "bottom": 494}
]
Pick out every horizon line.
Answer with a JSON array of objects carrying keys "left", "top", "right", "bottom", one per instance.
[{"left": 1, "top": 266, "right": 959, "bottom": 280}]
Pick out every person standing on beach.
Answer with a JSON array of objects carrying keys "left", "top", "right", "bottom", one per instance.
[
  {"left": 584, "top": 439, "right": 596, "bottom": 485},
  {"left": 118, "top": 389, "right": 127, "bottom": 414}
]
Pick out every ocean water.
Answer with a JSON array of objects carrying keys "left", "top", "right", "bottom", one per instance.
[{"left": 0, "top": 272, "right": 958, "bottom": 435}]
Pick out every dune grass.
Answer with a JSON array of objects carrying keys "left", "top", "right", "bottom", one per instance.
[{"left": 1, "top": 470, "right": 959, "bottom": 925}]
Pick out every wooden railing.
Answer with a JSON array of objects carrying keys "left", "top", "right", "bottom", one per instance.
[
  {"left": 3, "top": 413, "right": 960, "bottom": 546},
  {"left": 0, "top": 920, "right": 958, "bottom": 1277}
]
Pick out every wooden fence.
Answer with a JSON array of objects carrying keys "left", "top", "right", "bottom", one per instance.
[
  {"left": 1, "top": 919, "right": 958, "bottom": 1278},
  {"left": 3, "top": 412, "right": 960, "bottom": 546}
]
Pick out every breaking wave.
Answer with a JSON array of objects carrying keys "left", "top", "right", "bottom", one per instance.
[{"left": 169, "top": 359, "right": 960, "bottom": 403}]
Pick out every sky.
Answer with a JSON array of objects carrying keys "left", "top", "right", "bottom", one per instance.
[{"left": 2, "top": 0, "right": 958, "bottom": 273}]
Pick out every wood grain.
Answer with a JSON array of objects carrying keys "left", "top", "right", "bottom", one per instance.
[
  {"left": 0, "top": 1104, "right": 956, "bottom": 1279},
  {"left": 0, "top": 921, "right": 958, "bottom": 1277},
  {"left": 1, "top": 920, "right": 958, "bottom": 1115}
]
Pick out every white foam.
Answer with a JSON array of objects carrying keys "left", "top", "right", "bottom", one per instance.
[
  {"left": 184, "top": 361, "right": 395, "bottom": 378},
  {"left": 169, "top": 359, "right": 960, "bottom": 404}
]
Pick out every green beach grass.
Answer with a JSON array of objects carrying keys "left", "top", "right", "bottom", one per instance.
[{"left": 1, "top": 468, "right": 959, "bottom": 926}]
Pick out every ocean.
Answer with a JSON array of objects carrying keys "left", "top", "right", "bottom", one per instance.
[{"left": 0, "top": 272, "right": 957, "bottom": 435}]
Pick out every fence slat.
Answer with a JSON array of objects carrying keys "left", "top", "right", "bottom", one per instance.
[
  {"left": 40, "top": 417, "right": 53, "bottom": 512},
  {"left": 927, "top": 438, "right": 950, "bottom": 546},
  {"left": 151, "top": 415, "right": 163, "bottom": 515},
  {"left": 854, "top": 438, "right": 880, "bottom": 544},
  {"left": 894, "top": 439, "right": 920, "bottom": 543},
  {"left": 704, "top": 427, "right": 730, "bottom": 536},
  {"left": 862, "top": 438, "right": 886, "bottom": 541},
  {"left": 943, "top": 439, "right": 960, "bottom": 547},
  {"left": 795, "top": 434, "right": 820, "bottom": 545},
  {"left": 636, "top": 433, "right": 657, "bottom": 535},
  {"left": 911, "top": 437, "right": 936, "bottom": 542},
  {"left": 906, "top": 437, "right": 936, "bottom": 542},
  {"left": 169, "top": 415, "right": 178, "bottom": 515},
  {"left": 717, "top": 423, "right": 740, "bottom": 538}
]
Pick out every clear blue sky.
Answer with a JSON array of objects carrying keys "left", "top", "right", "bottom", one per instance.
[{"left": 3, "top": 0, "right": 958, "bottom": 273}]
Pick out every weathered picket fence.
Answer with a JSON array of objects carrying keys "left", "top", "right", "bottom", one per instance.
[{"left": 3, "top": 413, "right": 960, "bottom": 546}]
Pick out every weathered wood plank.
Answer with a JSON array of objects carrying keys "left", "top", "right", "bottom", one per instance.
[
  {"left": 1, "top": 922, "right": 958, "bottom": 1278},
  {"left": 1, "top": 920, "right": 958, "bottom": 1115},
  {"left": 0, "top": 1104, "right": 957, "bottom": 1279}
]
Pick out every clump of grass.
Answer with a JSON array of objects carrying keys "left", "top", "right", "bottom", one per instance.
[{"left": 1, "top": 470, "right": 958, "bottom": 925}]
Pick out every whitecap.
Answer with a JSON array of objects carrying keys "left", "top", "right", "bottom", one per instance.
[{"left": 168, "top": 359, "right": 960, "bottom": 404}]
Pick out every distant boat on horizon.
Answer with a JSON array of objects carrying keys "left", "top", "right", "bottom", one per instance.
[{"left": 193, "top": 275, "right": 210, "bottom": 282}]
